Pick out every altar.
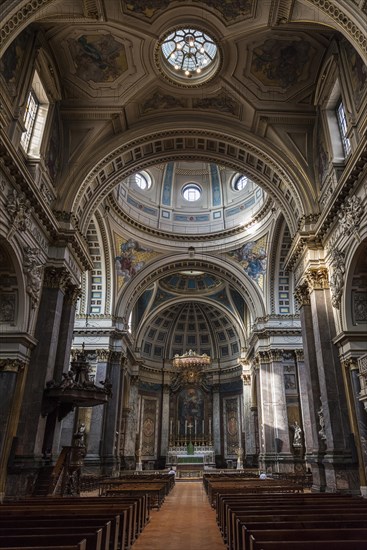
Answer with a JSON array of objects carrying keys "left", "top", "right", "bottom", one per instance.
[{"left": 166, "top": 444, "right": 215, "bottom": 468}]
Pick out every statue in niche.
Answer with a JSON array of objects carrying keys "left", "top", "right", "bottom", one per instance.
[{"left": 291, "top": 421, "right": 302, "bottom": 447}]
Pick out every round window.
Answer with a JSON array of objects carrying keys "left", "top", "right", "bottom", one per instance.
[
  {"left": 134, "top": 172, "right": 151, "bottom": 190},
  {"left": 233, "top": 175, "right": 249, "bottom": 191},
  {"left": 157, "top": 27, "right": 220, "bottom": 86},
  {"left": 182, "top": 183, "right": 202, "bottom": 202}
]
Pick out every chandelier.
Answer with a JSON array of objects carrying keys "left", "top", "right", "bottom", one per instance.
[
  {"left": 159, "top": 27, "right": 219, "bottom": 84},
  {"left": 172, "top": 349, "right": 211, "bottom": 369}
]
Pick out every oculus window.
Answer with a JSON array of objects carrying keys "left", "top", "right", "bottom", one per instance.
[
  {"left": 182, "top": 183, "right": 202, "bottom": 201},
  {"left": 157, "top": 27, "right": 220, "bottom": 86}
]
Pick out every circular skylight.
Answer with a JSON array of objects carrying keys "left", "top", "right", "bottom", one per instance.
[
  {"left": 232, "top": 175, "right": 253, "bottom": 192},
  {"left": 133, "top": 171, "right": 151, "bottom": 190},
  {"left": 157, "top": 27, "right": 220, "bottom": 86},
  {"left": 182, "top": 183, "right": 201, "bottom": 201}
]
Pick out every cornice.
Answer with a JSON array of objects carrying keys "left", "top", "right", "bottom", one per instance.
[
  {"left": 0, "top": 136, "right": 93, "bottom": 271},
  {"left": 285, "top": 143, "right": 367, "bottom": 271},
  {"left": 107, "top": 192, "right": 274, "bottom": 243}
]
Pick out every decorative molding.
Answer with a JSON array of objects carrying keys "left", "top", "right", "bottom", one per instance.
[
  {"left": 64, "top": 283, "right": 82, "bottom": 305},
  {"left": 337, "top": 195, "right": 363, "bottom": 240},
  {"left": 6, "top": 189, "right": 32, "bottom": 240}
]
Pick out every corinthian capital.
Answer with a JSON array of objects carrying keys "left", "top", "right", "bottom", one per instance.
[
  {"left": 294, "top": 282, "right": 310, "bottom": 307},
  {"left": 305, "top": 268, "right": 329, "bottom": 291},
  {"left": 43, "top": 267, "right": 71, "bottom": 290}
]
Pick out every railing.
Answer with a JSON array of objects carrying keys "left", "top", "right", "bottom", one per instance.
[{"left": 49, "top": 446, "right": 72, "bottom": 495}]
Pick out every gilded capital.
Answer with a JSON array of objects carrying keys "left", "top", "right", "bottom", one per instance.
[
  {"left": 305, "top": 267, "right": 329, "bottom": 291},
  {"left": 242, "top": 373, "right": 251, "bottom": 385},
  {"left": 0, "top": 358, "right": 26, "bottom": 373}
]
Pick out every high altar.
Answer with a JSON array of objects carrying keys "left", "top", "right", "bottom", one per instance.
[{"left": 166, "top": 351, "right": 215, "bottom": 469}]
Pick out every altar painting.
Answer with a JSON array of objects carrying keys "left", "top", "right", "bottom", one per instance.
[{"left": 177, "top": 387, "right": 204, "bottom": 437}]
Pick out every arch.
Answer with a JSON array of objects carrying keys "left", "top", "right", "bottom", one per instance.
[
  {"left": 115, "top": 253, "right": 267, "bottom": 328},
  {"left": 134, "top": 295, "right": 248, "bottom": 362},
  {"left": 0, "top": 235, "right": 28, "bottom": 334},
  {"left": 343, "top": 232, "right": 367, "bottom": 333},
  {"left": 67, "top": 126, "right": 315, "bottom": 238}
]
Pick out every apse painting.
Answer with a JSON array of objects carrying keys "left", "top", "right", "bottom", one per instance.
[
  {"left": 114, "top": 234, "right": 157, "bottom": 291},
  {"left": 178, "top": 387, "right": 204, "bottom": 437},
  {"left": 228, "top": 236, "right": 267, "bottom": 290},
  {"left": 250, "top": 39, "right": 314, "bottom": 89},
  {"left": 68, "top": 34, "right": 128, "bottom": 83}
]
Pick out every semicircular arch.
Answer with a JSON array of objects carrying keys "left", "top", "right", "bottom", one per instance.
[
  {"left": 115, "top": 253, "right": 267, "bottom": 326},
  {"left": 68, "top": 126, "right": 315, "bottom": 238}
]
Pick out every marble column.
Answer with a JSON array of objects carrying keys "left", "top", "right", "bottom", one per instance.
[
  {"left": 11, "top": 267, "right": 70, "bottom": 494},
  {"left": 123, "top": 375, "right": 140, "bottom": 469},
  {"left": 306, "top": 268, "right": 358, "bottom": 492},
  {"left": 0, "top": 359, "right": 27, "bottom": 499},
  {"left": 100, "top": 351, "right": 123, "bottom": 475},
  {"left": 160, "top": 384, "right": 170, "bottom": 459},
  {"left": 212, "top": 384, "right": 221, "bottom": 457},
  {"left": 294, "top": 282, "right": 326, "bottom": 491},
  {"left": 242, "top": 373, "right": 257, "bottom": 466},
  {"left": 343, "top": 358, "right": 367, "bottom": 493},
  {"left": 257, "top": 350, "right": 293, "bottom": 473},
  {"left": 44, "top": 283, "right": 80, "bottom": 458}
]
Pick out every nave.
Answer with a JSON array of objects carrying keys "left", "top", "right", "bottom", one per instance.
[{"left": 132, "top": 480, "right": 226, "bottom": 550}]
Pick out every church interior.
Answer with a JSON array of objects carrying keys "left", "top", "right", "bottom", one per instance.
[{"left": 1, "top": 1, "right": 367, "bottom": 544}]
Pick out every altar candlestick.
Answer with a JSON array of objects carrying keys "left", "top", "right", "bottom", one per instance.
[
  {"left": 202, "top": 419, "right": 204, "bottom": 434},
  {"left": 170, "top": 419, "right": 172, "bottom": 435},
  {"left": 185, "top": 420, "right": 187, "bottom": 436},
  {"left": 194, "top": 419, "right": 197, "bottom": 436},
  {"left": 209, "top": 417, "right": 212, "bottom": 435},
  {"left": 178, "top": 420, "right": 180, "bottom": 434}
]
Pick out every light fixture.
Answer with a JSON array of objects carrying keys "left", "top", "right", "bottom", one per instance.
[{"left": 157, "top": 27, "right": 220, "bottom": 86}]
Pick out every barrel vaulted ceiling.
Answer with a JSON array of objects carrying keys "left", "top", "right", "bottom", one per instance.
[{"left": 2, "top": 0, "right": 366, "bottom": 366}]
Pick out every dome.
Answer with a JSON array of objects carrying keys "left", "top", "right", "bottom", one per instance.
[{"left": 112, "top": 161, "right": 265, "bottom": 235}]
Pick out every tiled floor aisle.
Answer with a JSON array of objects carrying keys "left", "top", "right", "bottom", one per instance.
[{"left": 132, "top": 480, "right": 226, "bottom": 550}]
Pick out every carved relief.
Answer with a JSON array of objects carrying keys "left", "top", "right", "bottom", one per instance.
[
  {"left": 338, "top": 196, "right": 363, "bottom": 239},
  {"left": 0, "top": 292, "right": 17, "bottom": 324},
  {"left": 6, "top": 189, "right": 32, "bottom": 239},
  {"left": 329, "top": 248, "right": 345, "bottom": 309},
  {"left": 23, "top": 246, "right": 43, "bottom": 308},
  {"left": 141, "top": 92, "right": 186, "bottom": 113},
  {"left": 352, "top": 292, "right": 367, "bottom": 325}
]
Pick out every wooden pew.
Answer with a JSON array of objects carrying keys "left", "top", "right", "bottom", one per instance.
[
  {"left": 0, "top": 548, "right": 84, "bottom": 550},
  {"left": 104, "top": 482, "right": 166, "bottom": 510},
  {"left": 0, "top": 529, "right": 103, "bottom": 550},
  {"left": 0, "top": 504, "right": 129, "bottom": 549},
  {"left": 248, "top": 528, "right": 367, "bottom": 550},
  {"left": 0, "top": 521, "right": 111, "bottom": 550},
  {"left": 250, "top": 542, "right": 367, "bottom": 550}
]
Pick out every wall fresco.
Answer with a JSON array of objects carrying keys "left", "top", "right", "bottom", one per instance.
[
  {"left": 250, "top": 39, "right": 315, "bottom": 89},
  {"left": 227, "top": 236, "right": 267, "bottom": 290},
  {"left": 68, "top": 34, "right": 128, "bottom": 82},
  {"left": 114, "top": 235, "right": 157, "bottom": 291}
]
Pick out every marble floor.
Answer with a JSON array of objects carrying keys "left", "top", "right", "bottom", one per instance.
[{"left": 132, "top": 480, "right": 226, "bottom": 550}]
